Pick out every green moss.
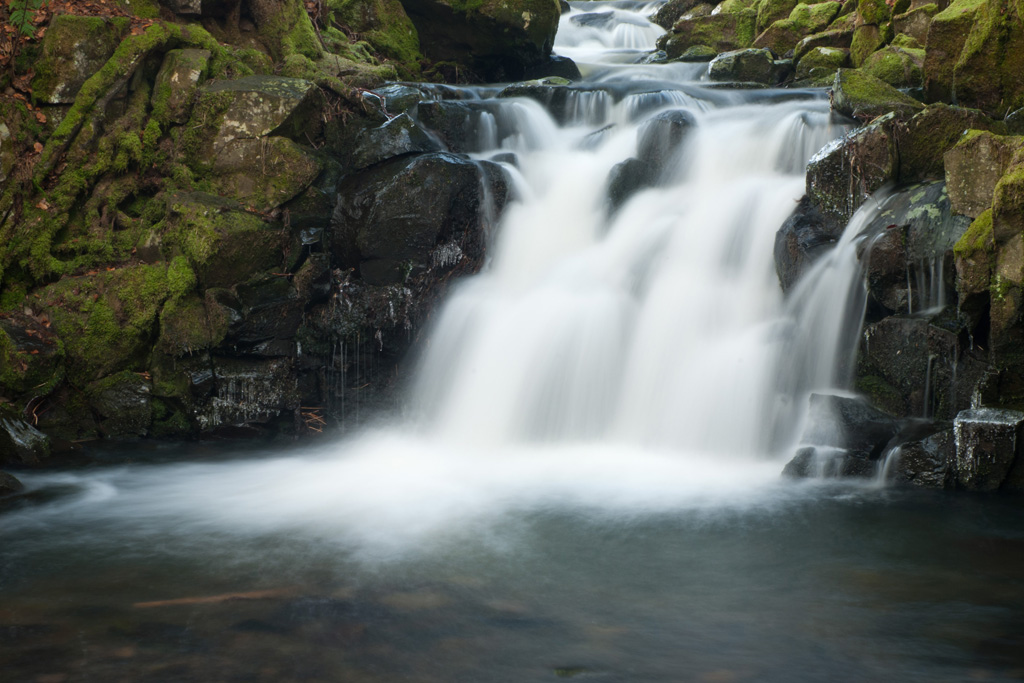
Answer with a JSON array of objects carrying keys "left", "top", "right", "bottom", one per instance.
[
  {"left": 890, "top": 32, "right": 924, "bottom": 49},
  {"left": 955, "top": 209, "right": 994, "bottom": 256},
  {"left": 862, "top": 45, "right": 924, "bottom": 87},
  {"left": 858, "top": 0, "right": 891, "bottom": 24},
  {"left": 855, "top": 374, "right": 903, "bottom": 415},
  {"left": 157, "top": 293, "right": 227, "bottom": 356},
  {"left": 788, "top": 1, "right": 842, "bottom": 33},
  {"left": 325, "top": 0, "right": 423, "bottom": 78}
]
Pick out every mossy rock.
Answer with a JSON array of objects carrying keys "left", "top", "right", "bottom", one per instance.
[
  {"left": 993, "top": 160, "right": 1024, "bottom": 246},
  {"left": 659, "top": 9, "right": 758, "bottom": 57},
  {"left": 157, "top": 292, "right": 231, "bottom": 357},
  {"left": 37, "top": 265, "right": 175, "bottom": 385},
  {"left": 923, "top": 0, "right": 986, "bottom": 103},
  {"left": 210, "top": 136, "right": 322, "bottom": 212},
  {"left": 951, "top": 0, "right": 1024, "bottom": 117},
  {"left": 857, "top": 0, "right": 891, "bottom": 24},
  {"left": 954, "top": 208, "right": 995, "bottom": 317},
  {"left": 831, "top": 68, "right": 924, "bottom": 120},
  {"left": 862, "top": 45, "right": 925, "bottom": 88},
  {"left": 653, "top": 0, "right": 703, "bottom": 29},
  {"left": 752, "top": 20, "right": 805, "bottom": 55},
  {"left": 897, "top": 104, "right": 1005, "bottom": 184},
  {"left": 893, "top": 4, "right": 938, "bottom": 44},
  {"left": 0, "top": 312, "right": 64, "bottom": 405},
  {"left": 708, "top": 48, "right": 776, "bottom": 83},
  {"left": 325, "top": 0, "right": 423, "bottom": 78},
  {"left": 850, "top": 23, "right": 886, "bottom": 67},
  {"left": 755, "top": 0, "right": 801, "bottom": 33},
  {"left": 720, "top": 0, "right": 761, "bottom": 13},
  {"left": 793, "top": 26, "right": 854, "bottom": 61},
  {"left": 161, "top": 192, "right": 288, "bottom": 288},
  {"left": 151, "top": 49, "right": 212, "bottom": 125},
  {"left": 399, "top": 0, "right": 561, "bottom": 81},
  {"left": 789, "top": 1, "right": 842, "bottom": 33},
  {"left": 677, "top": 44, "right": 719, "bottom": 61},
  {"left": 31, "top": 15, "right": 131, "bottom": 104},
  {"left": 794, "top": 46, "right": 848, "bottom": 81},
  {"left": 86, "top": 370, "right": 153, "bottom": 437}
]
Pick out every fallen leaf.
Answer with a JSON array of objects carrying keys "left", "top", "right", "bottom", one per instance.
[
  {"left": 34, "top": 111, "right": 47, "bottom": 124},
  {"left": 36, "top": 199, "right": 49, "bottom": 210},
  {"left": 33, "top": 142, "right": 43, "bottom": 153}
]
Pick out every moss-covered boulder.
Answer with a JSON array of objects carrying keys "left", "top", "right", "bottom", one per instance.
[
  {"left": 857, "top": 0, "right": 891, "bottom": 24},
  {"left": 793, "top": 46, "right": 848, "bottom": 82},
  {"left": 653, "top": 0, "right": 704, "bottom": 29},
  {"left": 31, "top": 15, "right": 131, "bottom": 104},
  {"left": 752, "top": 20, "right": 805, "bottom": 55},
  {"left": 332, "top": 152, "right": 508, "bottom": 285},
  {"left": 893, "top": 4, "right": 938, "bottom": 44},
  {"left": 151, "top": 49, "right": 212, "bottom": 125},
  {"left": 954, "top": 208, "right": 995, "bottom": 320},
  {"left": 0, "top": 410, "right": 51, "bottom": 465},
  {"left": 923, "top": 0, "right": 985, "bottom": 103},
  {"left": 0, "top": 312, "right": 64, "bottom": 408},
  {"left": 211, "top": 136, "right": 321, "bottom": 211},
  {"left": 708, "top": 48, "right": 776, "bottom": 83},
  {"left": 849, "top": 23, "right": 886, "bottom": 67},
  {"left": 755, "top": 0, "right": 801, "bottom": 34},
  {"left": 398, "top": 0, "right": 561, "bottom": 81},
  {"left": 86, "top": 370, "right": 153, "bottom": 437},
  {"left": 944, "top": 130, "right": 1024, "bottom": 218},
  {"left": 658, "top": 10, "right": 758, "bottom": 57},
  {"left": 831, "top": 69, "right": 924, "bottom": 120},
  {"left": 897, "top": 104, "right": 1005, "bottom": 184},
  {"left": 326, "top": 0, "right": 423, "bottom": 78},
  {"left": 950, "top": 0, "right": 1024, "bottom": 117},
  {"left": 861, "top": 44, "right": 925, "bottom": 88},
  {"left": 792, "top": 27, "right": 854, "bottom": 61}
]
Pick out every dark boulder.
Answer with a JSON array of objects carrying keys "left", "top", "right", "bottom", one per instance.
[
  {"left": 774, "top": 195, "right": 837, "bottom": 292},
  {"left": 882, "top": 422, "right": 954, "bottom": 488},
  {"left": 0, "top": 470, "right": 23, "bottom": 496},
  {"left": 86, "top": 371, "right": 153, "bottom": 438},
  {"left": 399, "top": 0, "right": 562, "bottom": 81},
  {"left": 0, "top": 411, "right": 51, "bottom": 466},
  {"left": 331, "top": 152, "right": 509, "bottom": 286},
  {"left": 346, "top": 114, "right": 444, "bottom": 172},
  {"left": 0, "top": 312, "right": 64, "bottom": 407},
  {"left": 953, "top": 408, "right": 1024, "bottom": 492},
  {"left": 607, "top": 109, "right": 696, "bottom": 210},
  {"left": 708, "top": 48, "right": 776, "bottom": 84}
]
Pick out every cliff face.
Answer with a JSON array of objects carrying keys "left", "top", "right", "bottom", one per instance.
[{"left": 0, "top": 0, "right": 559, "bottom": 460}]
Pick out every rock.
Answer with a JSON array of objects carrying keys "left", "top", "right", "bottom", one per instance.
[
  {"left": 953, "top": 209, "right": 995, "bottom": 324},
  {"left": 192, "top": 357, "right": 300, "bottom": 431},
  {"left": 756, "top": 0, "right": 800, "bottom": 33},
  {"left": 923, "top": 0, "right": 985, "bottom": 103},
  {"left": 211, "top": 136, "right": 321, "bottom": 211},
  {"left": 331, "top": 152, "right": 509, "bottom": 285},
  {"left": 785, "top": 393, "right": 901, "bottom": 477},
  {"left": 774, "top": 195, "right": 838, "bottom": 292},
  {"left": 86, "top": 371, "right": 153, "bottom": 437},
  {"left": 162, "top": 192, "right": 288, "bottom": 289},
  {"left": 894, "top": 5, "right": 939, "bottom": 45},
  {"left": 652, "top": 0, "right": 703, "bottom": 29},
  {"left": 861, "top": 44, "right": 925, "bottom": 89},
  {"left": 0, "top": 122, "right": 12, "bottom": 190},
  {"left": 858, "top": 0, "right": 892, "bottom": 23},
  {"left": 607, "top": 158, "right": 654, "bottom": 212},
  {"left": 857, "top": 315, "right": 986, "bottom": 419},
  {"left": 345, "top": 113, "right": 443, "bottom": 172},
  {"left": 0, "top": 312, "right": 64, "bottom": 406},
  {"left": 806, "top": 113, "right": 898, "bottom": 234},
  {"left": 830, "top": 69, "right": 925, "bottom": 121},
  {"left": 151, "top": 49, "right": 211, "bottom": 125},
  {"left": 157, "top": 293, "right": 231, "bottom": 357},
  {"left": 883, "top": 422, "right": 954, "bottom": 488},
  {"left": 31, "top": 15, "right": 131, "bottom": 104},
  {"left": 708, "top": 48, "right": 775, "bottom": 83},
  {"left": 793, "top": 46, "right": 849, "bottom": 83},
  {"left": 950, "top": 0, "right": 1024, "bottom": 117},
  {"left": 953, "top": 407, "right": 1024, "bottom": 491},
  {"left": 415, "top": 100, "right": 485, "bottom": 152},
  {"left": 607, "top": 109, "right": 696, "bottom": 210},
  {"left": 571, "top": 11, "right": 615, "bottom": 29},
  {"left": 0, "top": 471, "right": 23, "bottom": 496},
  {"left": 944, "top": 130, "right": 1024, "bottom": 219},
  {"left": 0, "top": 411, "right": 51, "bottom": 466},
  {"left": 897, "top": 104, "right": 1005, "bottom": 184},
  {"left": 399, "top": 0, "right": 561, "bottom": 81},
  {"left": 327, "top": 0, "right": 423, "bottom": 78},
  {"left": 677, "top": 45, "right": 719, "bottom": 61},
  {"left": 1008, "top": 108, "right": 1024, "bottom": 135},
  {"left": 753, "top": 2, "right": 841, "bottom": 55},
  {"left": 658, "top": 10, "right": 758, "bottom": 57},
  {"left": 524, "top": 55, "right": 582, "bottom": 81},
  {"left": 228, "top": 273, "right": 304, "bottom": 347},
  {"left": 752, "top": 21, "right": 805, "bottom": 55},
  {"left": 792, "top": 27, "right": 854, "bottom": 62}
]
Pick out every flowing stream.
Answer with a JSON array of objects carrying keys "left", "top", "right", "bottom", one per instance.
[{"left": 4, "top": 3, "right": 1024, "bottom": 681}]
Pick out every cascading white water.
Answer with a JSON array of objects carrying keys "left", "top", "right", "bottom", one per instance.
[{"left": 2, "top": 2, "right": 879, "bottom": 559}]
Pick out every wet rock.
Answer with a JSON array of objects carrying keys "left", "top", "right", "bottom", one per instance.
[
  {"left": 708, "top": 48, "right": 775, "bottom": 84},
  {"left": 805, "top": 113, "right": 897, "bottom": 234},
  {"left": 677, "top": 45, "right": 718, "bottom": 61},
  {"left": 399, "top": 0, "right": 561, "bottom": 81},
  {"left": 192, "top": 357, "right": 300, "bottom": 431},
  {"left": 953, "top": 408, "right": 1024, "bottom": 491},
  {"left": 831, "top": 69, "right": 925, "bottom": 121},
  {"left": 31, "top": 15, "right": 131, "bottom": 104},
  {"left": 331, "top": 152, "right": 508, "bottom": 286},
  {"left": 151, "top": 49, "right": 211, "bottom": 125},
  {"left": 857, "top": 316, "right": 986, "bottom": 420},
  {"left": 657, "top": 11, "right": 758, "bottom": 58},
  {"left": 524, "top": 55, "right": 582, "bottom": 81},
  {"left": 0, "top": 471, "right": 23, "bottom": 496},
  {"left": 884, "top": 423, "right": 954, "bottom": 488},
  {"left": 571, "top": 11, "right": 615, "bottom": 29},
  {"left": 0, "top": 411, "right": 51, "bottom": 466},
  {"left": 229, "top": 274, "right": 304, "bottom": 346},
  {"left": 415, "top": 100, "right": 484, "bottom": 152},
  {"left": 86, "top": 371, "right": 153, "bottom": 437},
  {"left": 346, "top": 113, "right": 443, "bottom": 172},
  {"left": 607, "top": 109, "right": 696, "bottom": 210},
  {"left": 953, "top": 209, "right": 994, "bottom": 326},
  {"left": 773, "top": 195, "right": 838, "bottom": 292},
  {"left": 784, "top": 393, "right": 900, "bottom": 477},
  {"left": 652, "top": 0, "right": 703, "bottom": 29}
]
